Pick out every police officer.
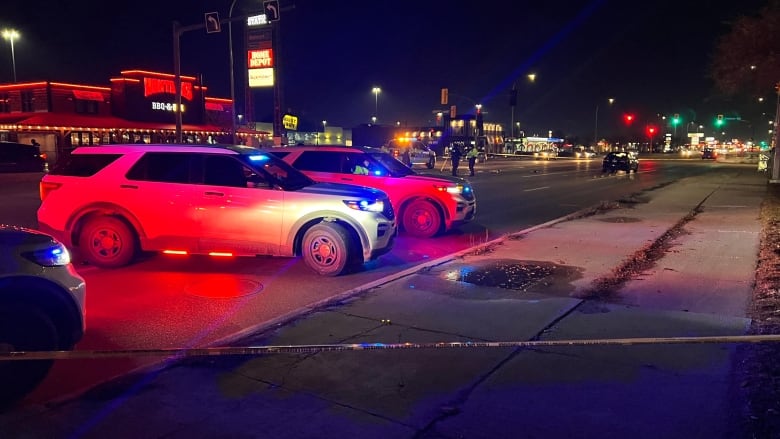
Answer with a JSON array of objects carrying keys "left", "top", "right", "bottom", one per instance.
[
  {"left": 450, "top": 145, "right": 462, "bottom": 176},
  {"left": 467, "top": 146, "right": 479, "bottom": 176}
]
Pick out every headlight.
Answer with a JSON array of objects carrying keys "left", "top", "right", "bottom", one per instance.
[
  {"left": 344, "top": 199, "right": 384, "bottom": 213},
  {"left": 434, "top": 184, "right": 464, "bottom": 194},
  {"left": 23, "top": 242, "right": 72, "bottom": 266}
]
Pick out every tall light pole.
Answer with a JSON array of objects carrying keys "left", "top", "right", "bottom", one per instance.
[
  {"left": 228, "top": 0, "right": 239, "bottom": 144},
  {"left": 594, "top": 97, "right": 614, "bottom": 147},
  {"left": 2, "top": 29, "right": 20, "bottom": 83},
  {"left": 372, "top": 86, "right": 381, "bottom": 121},
  {"left": 319, "top": 120, "right": 326, "bottom": 145}
]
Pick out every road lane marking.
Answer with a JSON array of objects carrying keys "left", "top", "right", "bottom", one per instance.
[{"left": 523, "top": 186, "right": 549, "bottom": 192}]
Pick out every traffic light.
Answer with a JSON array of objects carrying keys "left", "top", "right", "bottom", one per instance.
[
  {"left": 624, "top": 114, "right": 635, "bottom": 125},
  {"left": 647, "top": 126, "right": 656, "bottom": 136},
  {"left": 672, "top": 114, "right": 680, "bottom": 126},
  {"left": 715, "top": 114, "right": 724, "bottom": 127}
]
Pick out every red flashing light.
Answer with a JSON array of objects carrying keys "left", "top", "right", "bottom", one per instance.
[{"left": 624, "top": 114, "right": 635, "bottom": 124}]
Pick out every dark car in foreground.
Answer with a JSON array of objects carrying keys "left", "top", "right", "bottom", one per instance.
[
  {"left": 602, "top": 151, "right": 639, "bottom": 173},
  {"left": 0, "top": 225, "right": 86, "bottom": 408},
  {"left": 0, "top": 142, "right": 48, "bottom": 173},
  {"left": 702, "top": 148, "right": 717, "bottom": 160}
]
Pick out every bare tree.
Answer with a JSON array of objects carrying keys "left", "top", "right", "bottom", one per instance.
[{"left": 711, "top": 0, "right": 780, "bottom": 179}]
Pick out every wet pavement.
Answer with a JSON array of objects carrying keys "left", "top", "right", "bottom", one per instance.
[{"left": 0, "top": 165, "right": 768, "bottom": 438}]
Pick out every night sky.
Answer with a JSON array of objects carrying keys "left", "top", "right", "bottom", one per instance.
[{"left": 2, "top": 0, "right": 774, "bottom": 141}]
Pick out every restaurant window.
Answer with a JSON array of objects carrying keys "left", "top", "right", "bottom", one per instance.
[
  {"left": 21, "top": 90, "right": 33, "bottom": 112},
  {"left": 74, "top": 99, "right": 99, "bottom": 114},
  {"left": 0, "top": 93, "right": 8, "bottom": 113}
]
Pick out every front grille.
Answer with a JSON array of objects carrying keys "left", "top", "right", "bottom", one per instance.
[{"left": 382, "top": 198, "right": 395, "bottom": 220}]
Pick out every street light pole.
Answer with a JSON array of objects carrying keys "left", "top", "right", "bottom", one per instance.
[
  {"left": 228, "top": 0, "right": 238, "bottom": 144},
  {"left": 372, "top": 87, "right": 381, "bottom": 122},
  {"left": 2, "top": 29, "right": 20, "bottom": 83}
]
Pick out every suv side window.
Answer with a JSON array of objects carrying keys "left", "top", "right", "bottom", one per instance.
[
  {"left": 49, "top": 153, "right": 122, "bottom": 177},
  {"left": 202, "top": 155, "right": 254, "bottom": 188},
  {"left": 293, "top": 151, "right": 343, "bottom": 173},
  {"left": 126, "top": 152, "right": 192, "bottom": 183}
]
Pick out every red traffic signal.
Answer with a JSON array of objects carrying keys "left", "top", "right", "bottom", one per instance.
[
  {"left": 646, "top": 125, "right": 657, "bottom": 136},
  {"left": 624, "top": 114, "right": 635, "bottom": 125}
]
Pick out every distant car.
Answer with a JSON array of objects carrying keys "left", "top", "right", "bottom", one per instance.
[
  {"left": 602, "top": 151, "right": 639, "bottom": 173},
  {"left": 0, "top": 225, "right": 86, "bottom": 407},
  {"left": 386, "top": 140, "right": 436, "bottom": 169},
  {"left": 575, "top": 148, "right": 597, "bottom": 159},
  {"left": 534, "top": 149, "right": 558, "bottom": 160},
  {"left": 0, "top": 141, "right": 48, "bottom": 173},
  {"left": 37, "top": 144, "right": 396, "bottom": 276},
  {"left": 701, "top": 148, "right": 717, "bottom": 160},
  {"left": 268, "top": 145, "right": 477, "bottom": 238}
]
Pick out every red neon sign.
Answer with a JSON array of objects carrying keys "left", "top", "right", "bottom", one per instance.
[
  {"left": 248, "top": 49, "right": 273, "bottom": 68},
  {"left": 143, "top": 77, "right": 193, "bottom": 101}
]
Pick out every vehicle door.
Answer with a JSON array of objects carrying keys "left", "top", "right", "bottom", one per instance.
[
  {"left": 195, "top": 154, "right": 284, "bottom": 256},
  {"left": 122, "top": 152, "right": 202, "bottom": 250}
]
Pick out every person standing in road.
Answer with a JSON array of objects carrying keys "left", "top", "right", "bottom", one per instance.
[
  {"left": 467, "top": 146, "right": 478, "bottom": 176},
  {"left": 450, "top": 144, "right": 462, "bottom": 176},
  {"left": 402, "top": 147, "right": 412, "bottom": 168}
]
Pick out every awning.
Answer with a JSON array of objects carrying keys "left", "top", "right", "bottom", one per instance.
[{"left": 6, "top": 112, "right": 227, "bottom": 133}]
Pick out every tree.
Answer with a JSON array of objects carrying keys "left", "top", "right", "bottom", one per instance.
[
  {"left": 711, "top": 1, "right": 780, "bottom": 96},
  {"left": 711, "top": 0, "right": 780, "bottom": 180}
]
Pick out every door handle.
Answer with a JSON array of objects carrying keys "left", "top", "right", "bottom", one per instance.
[
  {"left": 119, "top": 184, "right": 138, "bottom": 189},
  {"left": 204, "top": 191, "right": 224, "bottom": 196}
]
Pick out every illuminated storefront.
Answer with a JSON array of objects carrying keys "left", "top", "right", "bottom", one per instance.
[{"left": 0, "top": 69, "right": 270, "bottom": 164}]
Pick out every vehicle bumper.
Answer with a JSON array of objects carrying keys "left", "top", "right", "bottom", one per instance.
[{"left": 448, "top": 199, "right": 477, "bottom": 229}]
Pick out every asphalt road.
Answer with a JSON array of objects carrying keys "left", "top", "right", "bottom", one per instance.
[{"left": 0, "top": 155, "right": 727, "bottom": 406}]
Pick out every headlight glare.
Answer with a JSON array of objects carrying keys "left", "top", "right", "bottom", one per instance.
[{"left": 344, "top": 199, "right": 384, "bottom": 213}]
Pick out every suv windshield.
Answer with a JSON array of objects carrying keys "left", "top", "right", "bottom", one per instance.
[
  {"left": 367, "top": 151, "right": 415, "bottom": 177},
  {"left": 239, "top": 152, "right": 314, "bottom": 190}
]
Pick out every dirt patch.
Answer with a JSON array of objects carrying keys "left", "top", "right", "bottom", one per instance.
[{"left": 736, "top": 182, "right": 780, "bottom": 436}]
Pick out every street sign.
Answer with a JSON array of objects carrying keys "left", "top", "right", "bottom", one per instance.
[
  {"left": 205, "top": 12, "right": 221, "bottom": 33},
  {"left": 441, "top": 88, "right": 448, "bottom": 105},
  {"left": 263, "top": 1, "right": 280, "bottom": 21},
  {"left": 449, "top": 105, "right": 456, "bottom": 118}
]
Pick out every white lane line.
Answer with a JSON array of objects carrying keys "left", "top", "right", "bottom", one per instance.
[{"left": 524, "top": 186, "right": 550, "bottom": 192}]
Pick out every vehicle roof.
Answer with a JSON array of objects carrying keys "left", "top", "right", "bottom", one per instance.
[
  {"left": 265, "top": 145, "right": 381, "bottom": 153},
  {"left": 70, "top": 144, "right": 263, "bottom": 155}
]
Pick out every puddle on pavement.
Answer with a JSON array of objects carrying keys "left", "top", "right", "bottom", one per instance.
[
  {"left": 432, "top": 259, "right": 583, "bottom": 298},
  {"left": 184, "top": 276, "right": 264, "bottom": 298}
]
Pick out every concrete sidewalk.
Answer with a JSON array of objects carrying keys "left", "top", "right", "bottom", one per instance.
[{"left": 1, "top": 167, "right": 767, "bottom": 438}]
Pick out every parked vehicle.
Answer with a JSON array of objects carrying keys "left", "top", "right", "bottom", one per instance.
[
  {"left": 37, "top": 144, "right": 396, "bottom": 276},
  {"left": 602, "top": 151, "right": 639, "bottom": 173},
  {"left": 0, "top": 141, "right": 48, "bottom": 172},
  {"left": 385, "top": 139, "right": 436, "bottom": 169},
  {"left": 0, "top": 225, "right": 86, "bottom": 407},
  {"left": 267, "top": 145, "right": 476, "bottom": 238},
  {"left": 701, "top": 148, "right": 717, "bottom": 160}
]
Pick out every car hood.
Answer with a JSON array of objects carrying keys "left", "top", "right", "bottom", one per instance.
[
  {"left": 402, "top": 174, "right": 466, "bottom": 185},
  {"left": 0, "top": 225, "right": 58, "bottom": 248},
  {"left": 299, "top": 182, "right": 388, "bottom": 199}
]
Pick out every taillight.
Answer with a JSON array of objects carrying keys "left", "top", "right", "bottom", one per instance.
[
  {"left": 40, "top": 152, "right": 48, "bottom": 161},
  {"left": 39, "top": 181, "right": 61, "bottom": 201}
]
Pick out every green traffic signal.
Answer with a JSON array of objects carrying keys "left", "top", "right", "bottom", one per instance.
[
  {"left": 672, "top": 113, "right": 680, "bottom": 126},
  {"left": 715, "top": 114, "right": 724, "bottom": 127}
]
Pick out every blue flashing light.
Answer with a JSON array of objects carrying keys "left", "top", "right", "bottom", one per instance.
[{"left": 248, "top": 154, "right": 269, "bottom": 162}]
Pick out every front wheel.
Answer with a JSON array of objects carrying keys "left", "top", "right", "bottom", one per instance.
[
  {"left": 402, "top": 200, "right": 442, "bottom": 238},
  {"left": 0, "top": 306, "right": 58, "bottom": 408},
  {"left": 426, "top": 157, "right": 435, "bottom": 169},
  {"left": 302, "top": 222, "right": 354, "bottom": 276},
  {"left": 79, "top": 216, "right": 137, "bottom": 268}
]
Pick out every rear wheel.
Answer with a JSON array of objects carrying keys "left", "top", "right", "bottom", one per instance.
[
  {"left": 402, "top": 200, "right": 442, "bottom": 238},
  {"left": 0, "top": 305, "right": 58, "bottom": 409},
  {"left": 79, "top": 216, "right": 137, "bottom": 268},
  {"left": 302, "top": 223, "right": 353, "bottom": 276}
]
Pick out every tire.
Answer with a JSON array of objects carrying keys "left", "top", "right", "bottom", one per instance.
[
  {"left": 302, "top": 222, "right": 353, "bottom": 276},
  {"left": 402, "top": 200, "right": 442, "bottom": 238},
  {"left": 79, "top": 216, "right": 137, "bottom": 268},
  {"left": 426, "top": 157, "right": 435, "bottom": 169},
  {"left": 0, "top": 306, "right": 58, "bottom": 409}
]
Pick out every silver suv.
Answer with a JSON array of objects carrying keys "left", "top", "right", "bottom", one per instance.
[
  {"left": 0, "top": 225, "right": 86, "bottom": 407},
  {"left": 37, "top": 144, "right": 396, "bottom": 276}
]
